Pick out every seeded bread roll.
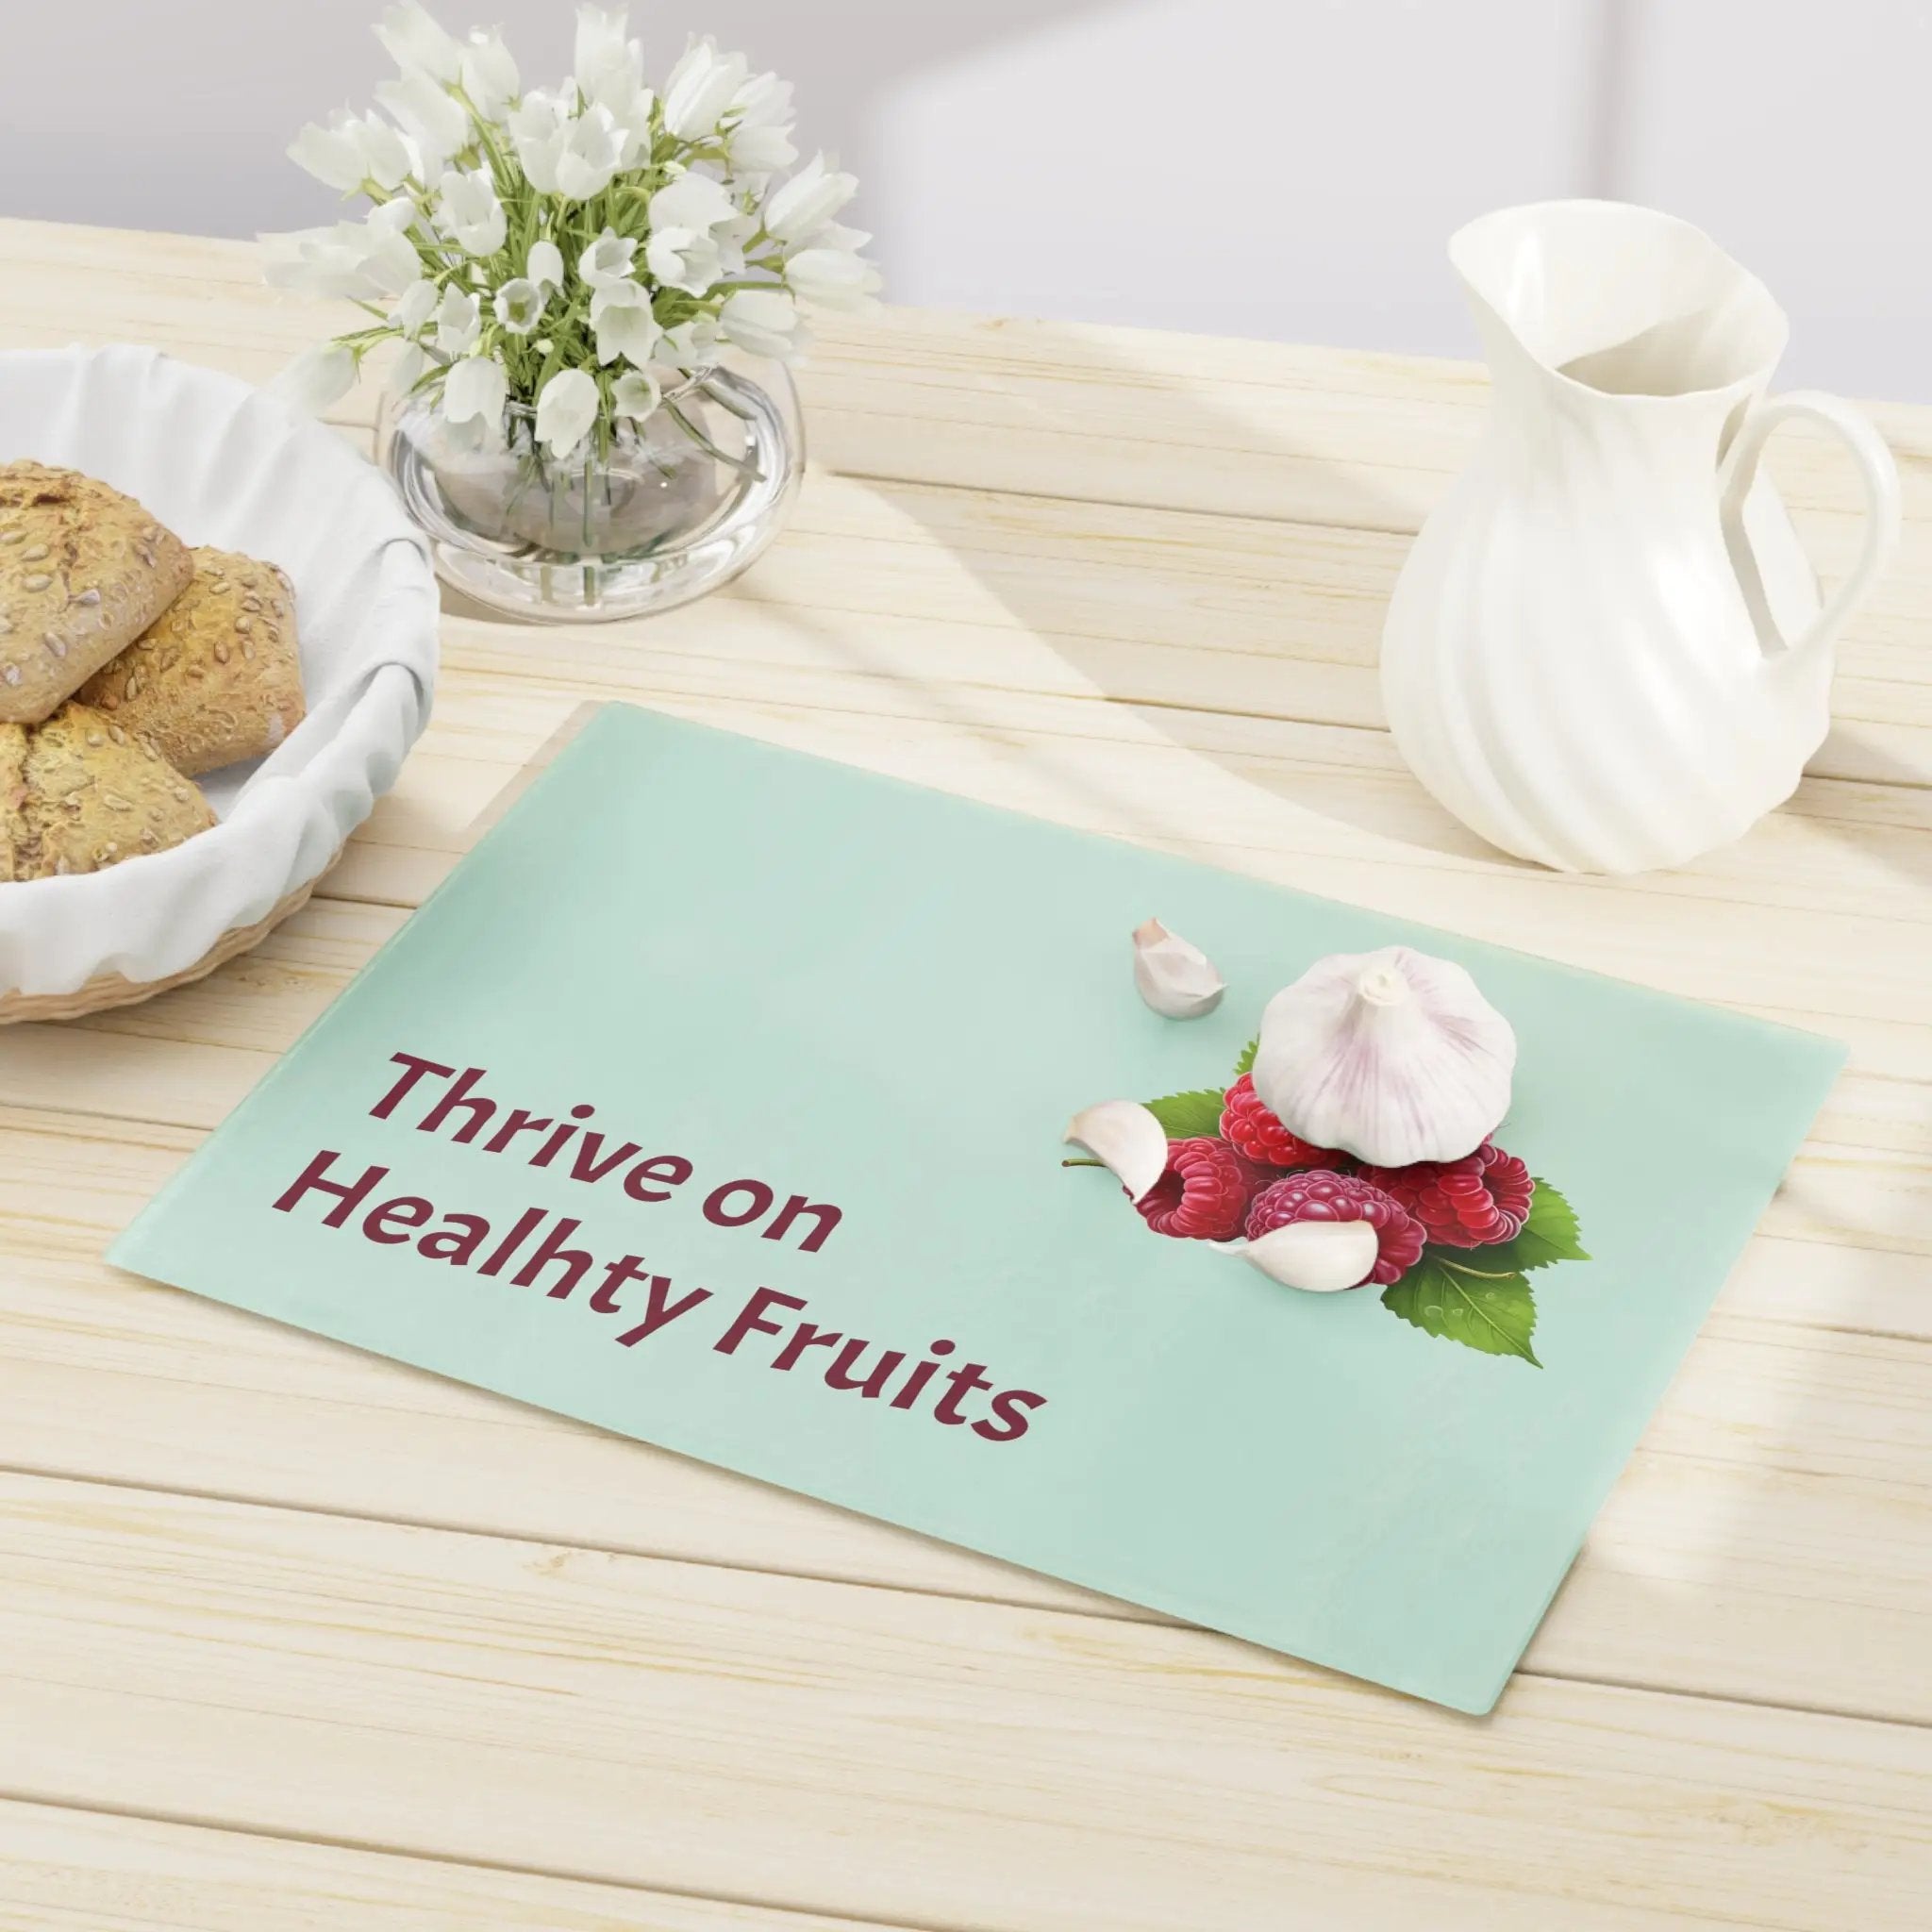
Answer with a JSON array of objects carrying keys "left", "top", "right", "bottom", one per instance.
[
  {"left": 0, "top": 724, "right": 25, "bottom": 883},
  {"left": 76, "top": 546, "right": 304, "bottom": 776},
  {"left": 0, "top": 701, "right": 215, "bottom": 882},
  {"left": 0, "top": 462, "right": 193, "bottom": 726}
]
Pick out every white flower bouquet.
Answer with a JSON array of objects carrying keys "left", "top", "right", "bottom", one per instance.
[{"left": 266, "top": 1, "right": 878, "bottom": 471}]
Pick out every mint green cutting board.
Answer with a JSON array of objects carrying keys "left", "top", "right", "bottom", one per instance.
[{"left": 110, "top": 703, "right": 1844, "bottom": 1712}]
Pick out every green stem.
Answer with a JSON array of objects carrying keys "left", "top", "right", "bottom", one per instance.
[
  {"left": 1436, "top": 1257, "right": 1522, "bottom": 1280},
  {"left": 664, "top": 397, "right": 762, "bottom": 480}
]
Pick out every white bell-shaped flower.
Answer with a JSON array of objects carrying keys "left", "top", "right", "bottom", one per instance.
[
  {"left": 576, "top": 228, "right": 637, "bottom": 289},
  {"left": 375, "top": 69, "right": 467, "bottom": 168},
  {"left": 270, "top": 342, "right": 357, "bottom": 415},
  {"left": 718, "top": 287, "right": 798, "bottom": 358},
  {"left": 436, "top": 168, "right": 506, "bottom": 257},
  {"left": 492, "top": 278, "right": 547, "bottom": 335},
  {"left": 726, "top": 71, "right": 796, "bottom": 179},
  {"left": 432, "top": 285, "right": 480, "bottom": 355},
  {"left": 590, "top": 281, "right": 662, "bottom": 368},
  {"left": 553, "top": 105, "right": 626, "bottom": 202},
  {"left": 661, "top": 35, "right": 749, "bottom": 140},
  {"left": 289, "top": 114, "right": 375, "bottom": 192},
  {"left": 534, "top": 368, "right": 599, "bottom": 458},
  {"left": 786, "top": 243, "right": 881, "bottom": 313},
  {"left": 442, "top": 351, "right": 508, "bottom": 431},
  {"left": 764, "top": 152, "right": 858, "bottom": 245},
  {"left": 525, "top": 240, "right": 565, "bottom": 291},
  {"left": 508, "top": 90, "right": 572, "bottom": 194},
  {"left": 375, "top": 1, "right": 460, "bottom": 81},
  {"left": 459, "top": 28, "right": 519, "bottom": 117},
  {"left": 612, "top": 368, "right": 662, "bottom": 423}
]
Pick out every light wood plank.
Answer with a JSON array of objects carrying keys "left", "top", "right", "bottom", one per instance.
[
  {"left": 798, "top": 309, "right": 1932, "bottom": 545},
  {"left": 749, "top": 468, "right": 1932, "bottom": 708},
  {"left": 328, "top": 677, "right": 1932, "bottom": 936},
  {"left": 0, "top": 1105, "right": 1927, "bottom": 1723},
  {"left": 0, "top": 219, "right": 372, "bottom": 420},
  {"left": 6, "top": 217, "right": 1927, "bottom": 545},
  {"left": 0, "top": 1798, "right": 890, "bottom": 1932},
  {"left": 396, "top": 462, "right": 1929, "bottom": 791},
  {"left": 4, "top": 1474, "right": 1930, "bottom": 1932},
  {"left": 421, "top": 622, "right": 1931, "bottom": 948},
  {"left": 67, "top": 664, "right": 1932, "bottom": 1065},
  {"left": 7, "top": 221, "right": 1927, "bottom": 788}
]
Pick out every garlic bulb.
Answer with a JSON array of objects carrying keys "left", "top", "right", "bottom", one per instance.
[
  {"left": 1227, "top": 1220, "right": 1380, "bottom": 1292},
  {"left": 1064, "top": 1100, "right": 1170, "bottom": 1205},
  {"left": 1251, "top": 944, "right": 1514, "bottom": 1167},
  {"left": 1132, "top": 918, "right": 1224, "bottom": 1019}
]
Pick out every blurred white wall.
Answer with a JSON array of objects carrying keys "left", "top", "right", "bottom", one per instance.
[{"left": 0, "top": 0, "right": 1924, "bottom": 396}]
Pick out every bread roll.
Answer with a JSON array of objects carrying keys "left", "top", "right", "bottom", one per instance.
[
  {"left": 0, "top": 723, "right": 25, "bottom": 884},
  {"left": 77, "top": 546, "right": 305, "bottom": 775},
  {"left": 0, "top": 462, "right": 193, "bottom": 725},
  {"left": 0, "top": 702, "right": 214, "bottom": 882}
]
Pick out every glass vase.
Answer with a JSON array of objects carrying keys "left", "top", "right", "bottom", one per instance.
[{"left": 378, "top": 362, "right": 804, "bottom": 623}]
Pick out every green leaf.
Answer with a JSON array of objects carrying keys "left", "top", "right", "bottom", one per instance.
[
  {"left": 1233, "top": 1037, "right": 1257, "bottom": 1077},
  {"left": 1524, "top": 1180, "right": 1587, "bottom": 1258},
  {"left": 1461, "top": 1178, "right": 1589, "bottom": 1274},
  {"left": 1142, "top": 1089, "right": 1227, "bottom": 1140},
  {"left": 1382, "top": 1256, "right": 1541, "bottom": 1366}
]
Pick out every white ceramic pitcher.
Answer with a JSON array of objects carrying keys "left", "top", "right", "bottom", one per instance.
[{"left": 1380, "top": 201, "right": 1901, "bottom": 874}]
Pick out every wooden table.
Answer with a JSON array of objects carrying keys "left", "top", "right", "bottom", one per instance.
[{"left": 1, "top": 218, "right": 1928, "bottom": 1931}]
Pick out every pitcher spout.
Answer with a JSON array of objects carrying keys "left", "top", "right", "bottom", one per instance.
[{"left": 1451, "top": 201, "right": 1788, "bottom": 408}]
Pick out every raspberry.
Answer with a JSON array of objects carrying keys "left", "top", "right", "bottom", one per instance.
[
  {"left": 1358, "top": 1141, "right": 1534, "bottom": 1249},
  {"left": 1244, "top": 1171, "right": 1425, "bottom": 1287},
  {"left": 1219, "top": 1074, "right": 1348, "bottom": 1171},
  {"left": 1136, "top": 1137, "right": 1276, "bottom": 1241}
]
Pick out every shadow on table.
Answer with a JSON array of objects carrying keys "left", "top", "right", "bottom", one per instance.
[{"left": 799, "top": 308, "right": 1515, "bottom": 869}]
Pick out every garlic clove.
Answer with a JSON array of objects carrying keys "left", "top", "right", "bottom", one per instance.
[
  {"left": 1064, "top": 1099, "right": 1171, "bottom": 1205},
  {"left": 1251, "top": 943, "right": 1515, "bottom": 1168},
  {"left": 1225, "top": 1219, "right": 1381, "bottom": 1292},
  {"left": 1131, "top": 917, "right": 1224, "bottom": 1019}
]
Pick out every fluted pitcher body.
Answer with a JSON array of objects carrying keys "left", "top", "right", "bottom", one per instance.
[{"left": 1381, "top": 201, "right": 1899, "bottom": 874}]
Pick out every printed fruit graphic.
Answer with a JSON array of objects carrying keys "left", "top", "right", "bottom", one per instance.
[
  {"left": 1359, "top": 1141, "right": 1534, "bottom": 1248},
  {"left": 1065, "top": 1006, "right": 1588, "bottom": 1367},
  {"left": 1220, "top": 1074, "right": 1349, "bottom": 1171},
  {"left": 1135, "top": 1137, "right": 1276, "bottom": 1241},
  {"left": 1243, "top": 1171, "right": 1426, "bottom": 1288}
]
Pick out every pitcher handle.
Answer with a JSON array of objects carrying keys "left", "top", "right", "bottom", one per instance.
[{"left": 1720, "top": 390, "right": 1902, "bottom": 664}]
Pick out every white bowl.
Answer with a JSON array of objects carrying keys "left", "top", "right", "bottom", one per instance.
[{"left": 0, "top": 344, "right": 439, "bottom": 999}]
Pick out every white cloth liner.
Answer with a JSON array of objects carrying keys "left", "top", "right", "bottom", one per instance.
[{"left": 0, "top": 344, "right": 439, "bottom": 995}]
